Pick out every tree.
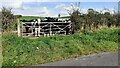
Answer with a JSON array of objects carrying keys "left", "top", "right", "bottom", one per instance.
[
  {"left": 80, "top": 14, "right": 88, "bottom": 30},
  {"left": 71, "top": 10, "right": 81, "bottom": 31},
  {"left": 112, "top": 9, "right": 118, "bottom": 27},
  {"left": 87, "top": 8, "right": 95, "bottom": 30},
  {"left": 66, "top": 2, "right": 81, "bottom": 33},
  {"left": 93, "top": 11, "right": 100, "bottom": 29},
  {"left": 1, "top": 7, "right": 16, "bottom": 32},
  {"left": 58, "top": 14, "right": 60, "bottom": 18},
  {"left": 117, "top": 1, "right": 120, "bottom": 27},
  {"left": 104, "top": 12, "right": 112, "bottom": 27}
]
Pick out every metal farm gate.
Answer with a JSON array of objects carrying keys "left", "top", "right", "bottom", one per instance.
[{"left": 21, "top": 21, "right": 72, "bottom": 37}]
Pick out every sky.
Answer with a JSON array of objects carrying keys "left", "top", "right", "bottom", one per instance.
[{"left": 0, "top": 0, "right": 119, "bottom": 17}]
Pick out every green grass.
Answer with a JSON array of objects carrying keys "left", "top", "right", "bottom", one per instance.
[
  {"left": 20, "top": 16, "right": 45, "bottom": 20},
  {"left": 2, "top": 28, "right": 119, "bottom": 66},
  {"left": 20, "top": 16, "right": 70, "bottom": 20}
]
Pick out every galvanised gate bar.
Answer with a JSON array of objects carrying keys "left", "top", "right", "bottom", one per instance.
[{"left": 21, "top": 20, "right": 72, "bottom": 37}]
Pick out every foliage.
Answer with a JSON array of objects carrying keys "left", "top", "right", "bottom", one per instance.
[
  {"left": 67, "top": 3, "right": 119, "bottom": 32},
  {"left": 1, "top": 7, "right": 17, "bottom": 32},
  {"left": 2, "top": 28, "right": 118, "bottom": 66}
]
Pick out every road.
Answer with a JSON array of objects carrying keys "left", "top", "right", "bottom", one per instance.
[{"left": 40, "top": 51, "right": 118, "bottom": 66}]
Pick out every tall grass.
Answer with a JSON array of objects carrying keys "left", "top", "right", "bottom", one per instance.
[{"left": 2, "top": 28, "right": 118, "bottom": 66}]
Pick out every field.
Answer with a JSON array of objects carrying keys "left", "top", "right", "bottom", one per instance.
[
  {"left": 20, "top": 16, "right": 70, "bottom": 20},
  {"left": 2, "top": 28, "right": 119, "bottom": 66},
  {"left": 20, "top": 16, "right": 45, "bottom": 20}
]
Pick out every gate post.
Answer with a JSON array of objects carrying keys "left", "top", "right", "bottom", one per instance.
[
  {"left": 17, "top": 18, "right": 21, "bottom": 36},
  {"left": 50, "top": 22, "right": 52, "bottom": 36}
]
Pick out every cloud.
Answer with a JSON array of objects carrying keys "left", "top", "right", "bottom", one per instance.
[
  {"left": 0, "top": 0, "right": 59, "bottom": 9},
  {"left": 22, "top": 0, "right": 58, "bottom": 2},
  {"left": 55, "top": 3, "right": 80, "bottom": 15},
  {"left": 0, "top": 0, "right": 23, "bottom": 9},
  {"left": 0, "top": 0, "right": 60, "bottom": 17},
  {"left": 55, "top": 3, "right": 115, "bottom": 15},
  {"left": 0, "top": 0, "right": 116, "bottom": 17},
  {"left": 59, "top": 11, "right": 69, "bottom": 16},
  {"left": 80, "top": 8, "right": 115, "bottom": 14},
  {"left": 12, "top": 6, "right": 58, "bottom": 17},
  {"left": 55, "top": 4, "right": 66, "bottom": 8}
]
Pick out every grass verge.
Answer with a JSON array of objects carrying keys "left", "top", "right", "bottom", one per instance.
[{"left": 2, "top": 28, "right": 119, "bottom": 66}]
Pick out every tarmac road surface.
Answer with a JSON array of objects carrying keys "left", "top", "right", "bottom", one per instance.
[{"left": 40, "top": 51, "right": 119, "bottom": 66}]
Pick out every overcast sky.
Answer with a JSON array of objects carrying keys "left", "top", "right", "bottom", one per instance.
[{"left": 0, "top": 0, "right": 119, "bottom": 17}]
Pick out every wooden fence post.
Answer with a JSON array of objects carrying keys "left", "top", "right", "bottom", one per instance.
[
  {"left": 50, "top": 22, "right": 52, "bottom": 36},
  {"left": 17, "top": 18, "right": 21, "bottom": 36}
]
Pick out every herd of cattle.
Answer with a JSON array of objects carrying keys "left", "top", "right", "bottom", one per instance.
[{"left": 20, "top": 17, "right": 74, "bottom": 37}]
